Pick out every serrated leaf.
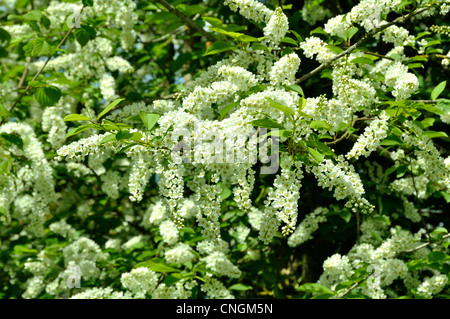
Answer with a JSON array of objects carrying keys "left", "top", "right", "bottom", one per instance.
[
  {"left": 308, "top": 120, "right": 332, "bottom": 131},
  {"left": 24, "top": 38, "right": 53, "bottom": 57},
  {"left": 251, "top": 42, "right": 270, "bottom": 52},
  {"left": 431, "top": 81, "right": 447, "bottom": 100},
  {"left": 350, "top": 57, "right": 374, "bottom": 65},
  {"left": 266, "top": 98, "right": 295, "bottom": 117},
  {"left": 220, "top": 101, "right": 239, "bottom": 119},
  {"left": 283, "top": 84, "right": 304, "bottom": 96},
  {"left": 65, "top": 124, "right": 97, "bottom": 139},
  {"left": 97, "top": 98, "right": 126, "bottom": 121},
  {"left": 297, "top": 283, "right": 334, "bottom": 295},
  {"left": 35, "top": 86, "right": 61, "bottom": 107},
  {"left": 139, "top": 112, "right": 160, "bottom": 131},
  {"left": 0, "top": 133, "right": 23, "bottom": 149},
  {"left": 63, "top": 114, "right": 91, "bottom": 122},
  {"left": 280, "top": 37, "right": 298, "bottom": 46},
  {"left": 0, "top": 28, "right": 11, "bottom": 42},
  {"left": 0, "top": 103, "right": 10, "bottom": 119},
  {"left": 203, "top": 41, "right": 236, "bottom": 56},
  {"left": 75, "top": 25, "right": 96, "bottom": 47},
  {"left": 308, "top": 147, "right": 324, "bottom": 163},
  {"left": 134, "top": 258, "right": 180, "bottom": 273},
  {"left": 99, "top": 134, "right": 116, "bottom": 144},
  {"left": 249, "top": 118, "right": 285, "bottom": 129},
  {"left": 423, "top": 130, "right": 448, "bottom": 139}
]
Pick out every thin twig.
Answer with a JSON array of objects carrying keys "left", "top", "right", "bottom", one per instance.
[
  {"left": 399, "top": 233, "right": 450, "bottom": 255},
  {"left": 325, "top": 117, "right": 374, "bottom": 146},
  {"left": 18, "top": 57, "right": 31, "bottom": 89},
  {"left": 152, "top": 0, "right": 216, "bottom": 42},
  {"left": 296, "top": 6, "right": 431, "bottom": 84},
  {"left": 360, "top": 50, "right": 395, "bottom": 61},
  {"left": 1, "top": 6, "right": 85, "bottom": 126}
]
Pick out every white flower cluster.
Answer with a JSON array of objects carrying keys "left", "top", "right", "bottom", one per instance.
[
  {"left": 71, "top": 287, "right": 132, "bottom": 299},
  {"left": 200, "top": 277, "right": 235, "bottom": 299},
  {"left": 311, "top": 156, "right": 373, "bottom": 213},
  {"left": 416, "top": 274, "right": 448, "bottom": 298},
  {"left": 202, "top": 251, "right": 241, "bottom": 278},
  {"left": 62, "top": 237, "right": 104, "bottom": 280},
  {"left": 269, "top": 53, "right": 301, "bottom": 86},
  {"left": 121, "top": 267, "right": 158, "bottom": 299},
  {"left": 384, "top": 62, "right": 419, "bottom": 100},
  {"left": 263, "top": 8, "right": 289, "bottom": 46},
  {"left": 165, "top": 243, "right": 195, "bottom": 264},
  {"left": 346, "top": 112, "right": 389, "bottom": 160},
  {"left": 259, "top": 159, "right": 303, "bottom": 243},
  {"left": 287, "top": 207, "right": 328, "bottom": 247}
]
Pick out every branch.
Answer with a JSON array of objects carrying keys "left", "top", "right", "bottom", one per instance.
[
  {"left": 296, "top": 6, "right": 431, "bottom": 84},
  {"left": 152, "top": 0, "right": 216, "bottom": 42},
  {"left": 399, "top": 233, "right": 450, "bottom": 255},
  {"left": 1, "top": 6, "right": 85, "bottom": 126}
]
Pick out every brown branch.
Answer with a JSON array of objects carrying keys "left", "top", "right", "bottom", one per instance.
[
  {"left": 1, "top": 6, "right": 85, "bottom": 126},
  {"left": 360, "top": 50, "right": 395, "bottom": 61},
  {"left": 399, "top": 233, "right": 450, "bottom": 255},
  {"left": 296, "top": 6, "right": 431, "bottom": 84},
  {"left": 18, "top": 57, "right": 31, "bottom": 89},
  {"left": 152, "top": 0, "right": 216, "bottom": 42}
]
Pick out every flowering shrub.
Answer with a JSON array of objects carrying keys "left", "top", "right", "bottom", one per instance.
[{"left": 0, "top": 0, "right": 449, "bottom": 299}]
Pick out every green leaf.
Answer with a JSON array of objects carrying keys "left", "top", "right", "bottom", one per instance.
[
  {"left": 139, "top": 112, "right": 160, "bottom": 131},
  {"left": 380, "top": 135, "right": 403, "bottom": 146},
  {"left": 65, "top": 124, "right": 98, "bottom": 139},
  {"left": 431, "top": 81, "right": 447, "bottom": 100},
  {"left": 228, "top": 284, "right": 253, "bottom": 291},
  {"left": 308, "top": 120, "right": 332, "bottom": 131},
  {"left": 75, "top": 25, "right": 96, "bottom": 47},
  {"left": 266, "top": 98, "right": 295, "bottom": 117},
  {"left": 97, "top": 98, "right": 126, "bottom": 121},
  {"left": 0, "top": 133, "right": 24, "bottom": 149},
  {"left": 63, "top": 114, "right": 91, "bottom": 122},
  {"left": 350, "top": 57, "right": 374, "bottom": 65},
  {"left": 280, "top": 37, "right": 298, "bottom": 46},
  {"left": 428, "top": 251, "right": 447, "bottom": 263},
  {"left": 23, "top": 10, "right": 42, "bottom": 21},
  {"left": 0, "top": 28, "right": 11, "bottom": 42},
  {"left": 283, "top": 84, "right": 304, "bottom": 96},
  {"left": 423, "top": 131, "right": 448, "bottom": 139},
  {"left": 436, "top": 99, "right": 450, "bottom": 114},
  {"left": 0, "top": 103, "right": 10, "bottom": 119},
  {"left": 220, "top": 101, "right": 239, "bottom": 119},
  {"left": 251, "top": 42, "right": 270, "bottom": 52},
  {"left": 100, "top": 134, "right": 116, "bottom": 144},
  {"left": 203, "top": 41, "right": 236, "bottom": 56},
  {"left": 82, "top": 0, "right": 94, "bottom": 6},
  {"left": 134, "top": 258, "right": 180, "bottom": 273},
  {"left": 35, "top": 86, "right": 61, "bottom": 107},
  {"left": 396, "top": 165, "right": 408, "bottom": 178},
  {"left": 24, "top": 38, "right": 53, "bottom": 57},
  {"left": 307, "top": 147, "right": 324, "bottom": 163},
  {"left": 297, "top": 283, "right": 334, "bottom": 295},
  {"left": 116, "top": 130, "right": 133, "bottom": 140},
  {"left": 249, "top": 118, "right": 285, "bottom": 129}
]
